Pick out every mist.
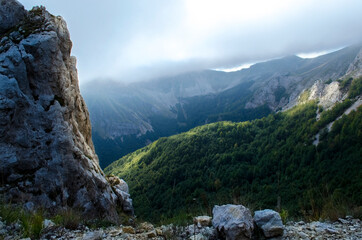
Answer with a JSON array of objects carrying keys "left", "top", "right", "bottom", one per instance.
[{"left": 19, "top": 0, "right": 362, "bottom": 84}]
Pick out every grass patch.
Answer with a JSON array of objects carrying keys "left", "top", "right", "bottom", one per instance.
[
  {"left": 0, "top": 202, "right": 44, "bottom": 239},
  {"left": 52, "top": 208, "right": 82, "bottom": 230},
  {"left": 0, "top": 202, "right": 23, "bottom": 224},
  {"left": 21, "top": 211, "right": 44, "bottom": 239}
]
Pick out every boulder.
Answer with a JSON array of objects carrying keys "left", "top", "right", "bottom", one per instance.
[
  {"left": 194, "top": 216, "right": 212, "bottom": 228},
  {"left": 0, "top": 0, "right": 27, "bottom": 34},
  {"left": 254, "top": 209, "right": 284, "bottom": 238},
  {"left": 108, "top": 175, "right": 134, "bottom": 214},
  {"left": 212, "top": 204, "right": 254, "bottom": 240},
  {"left": 108, "top": 176, "right": 129, "bottom": 193}
]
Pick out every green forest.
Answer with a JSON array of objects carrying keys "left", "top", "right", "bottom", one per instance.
[{"left": 105, "top": 77, "right": 362, "bottom": 223}]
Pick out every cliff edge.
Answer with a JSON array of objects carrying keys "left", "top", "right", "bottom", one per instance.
[{"left": 0, "top": 0, "right": 132, "bottom": 221}]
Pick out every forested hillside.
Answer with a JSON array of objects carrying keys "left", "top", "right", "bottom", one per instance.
[
  {"left": 84, "top": 46, "right": 362, "bottom": 167},
  {"left": 105, "top": 77, "right": 362, "bottom": 223}
]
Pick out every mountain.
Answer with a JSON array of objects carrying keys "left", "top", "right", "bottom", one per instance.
[
  {"left": 105, "top": 76, "right": 362, "bottom": 222},
  {"left": 82, "top": 45, "right": 362, "bottom": 168},
  {"left": 0, "top": 1, "right": 132, "bottom": 221}
]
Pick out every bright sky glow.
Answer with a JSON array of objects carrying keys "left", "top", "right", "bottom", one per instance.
[
  {"left": 214, "top": 63, "right": 254, "bottom": 72},
  {"left": 297, "top": 47, "right": 345, "bottom": 59}
]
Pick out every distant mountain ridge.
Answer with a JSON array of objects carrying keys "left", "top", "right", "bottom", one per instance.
[{"left": 82, "top": 45, "right": 362, "bottom": 168}]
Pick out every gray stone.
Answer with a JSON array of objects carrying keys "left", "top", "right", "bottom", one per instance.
[
  {"left": 0, "top": 0, "right": 27, "bottom": 34},
  {"left": 189, "top": 233, "right": 207, "bottom": 240},
  {"left": 338, "top": 218, "right": 349, "bottom": 224},
  {"left": 212, "top": 204, "right": 254, "bottom": 240},
  {"left": 82, "top": 230, "right": 103, "bottom": 240},
  {"left": 43, "top": 219, "right": 55, "bottom": 229},
  {"left": 0, "top": 2, "right": 132, "bottom": 222},
  {"left": 186, "top": 224, "right": 200, "bottom": 235},
  {"left": 23, "top": 202, "right": 34, "bottom": 212},
  {"left": 326, "top": 227, "right": 339, "bottom": 234},
  {"left": 298, "top": 231, "right": 309, "bottom": 238},
  {"left": 254, "top": 209, "right": 284, "bottom": 238}
]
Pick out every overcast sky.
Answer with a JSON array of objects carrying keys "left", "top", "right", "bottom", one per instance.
[{"left": 19, "top": 0, "right": 362, "bottom": 84}]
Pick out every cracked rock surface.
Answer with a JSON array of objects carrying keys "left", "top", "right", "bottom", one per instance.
[{"left": 0, "top": 1, "right": 132, "bottom": 221}]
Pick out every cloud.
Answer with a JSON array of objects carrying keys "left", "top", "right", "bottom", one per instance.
[{"left": 19, "top": 0, "right": 362, "bottom": 83}]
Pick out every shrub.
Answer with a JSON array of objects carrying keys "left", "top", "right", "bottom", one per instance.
[
  {"left": 348, "top": 76, "right": 362, "bottom": 99},
  {"left": 0, "top": 201, "right": 44, "bottom": 239}
]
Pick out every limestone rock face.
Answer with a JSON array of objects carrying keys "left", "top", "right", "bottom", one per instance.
[
  {"left": 254, "top": 209, "right": 284, "bottom": 238},
  {"left": 347, "top": 48, "right": 362, "bottom": 78},
  {"left": 0, "top": 0, "right": 27, "bottom": 34},
  {"left": 306, "top": 80, "right": 347, "bottom": 109},
  {"left": 212, "top": 204, "right": 254, "bottom": 240},
  {"left": 0, "top": 4, "right": 132, "bottom": 221}
]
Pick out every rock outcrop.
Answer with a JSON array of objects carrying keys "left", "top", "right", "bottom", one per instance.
[
  {"left": 0, "top": 0, "right": 27, "bottom": 34},
  {"left": 254, "top": 209, "right": 284, "bottom": 238},
  {"left": 212, "top": 204, "right": 254, "bottom": 240},
  {"left": 0, "top": 1, "right": 132, "bottom": 221},
  {"left": 304, "top": 80, "right": 347, "bottom": 109},
  {"left": 347, "top": 48, "right": 362, "bottom": 78},
  {"left": 108, "top": 176, "right": 134, "bottom": 215}
]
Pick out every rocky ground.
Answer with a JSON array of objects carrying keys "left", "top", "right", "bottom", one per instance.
[
  {"left": 1, "top": 216, "right": 361, "bottom": 239},
  {"left": 283, "top": 217, "right": 362, "bottom": 240}
]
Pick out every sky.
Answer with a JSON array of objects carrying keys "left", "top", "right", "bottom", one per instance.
[{"left": 19, "top": 0, "right": 362, "bottom": 84}]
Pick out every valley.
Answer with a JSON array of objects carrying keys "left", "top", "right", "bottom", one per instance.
[
  {"left": 83, "top": 46, "right": 362, "bottom": 168},
  {"left": 105, "top": 76, "right": 362, "bottom": 222}
]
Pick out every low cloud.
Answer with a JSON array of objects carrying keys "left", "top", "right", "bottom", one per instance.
[{"left": 20, "top": 0, "right": 362, "bottom": 83}]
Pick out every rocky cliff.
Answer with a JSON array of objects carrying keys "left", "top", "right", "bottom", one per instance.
[{"left": 0, "top": 0, "right": 132, "bottom": 221}]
